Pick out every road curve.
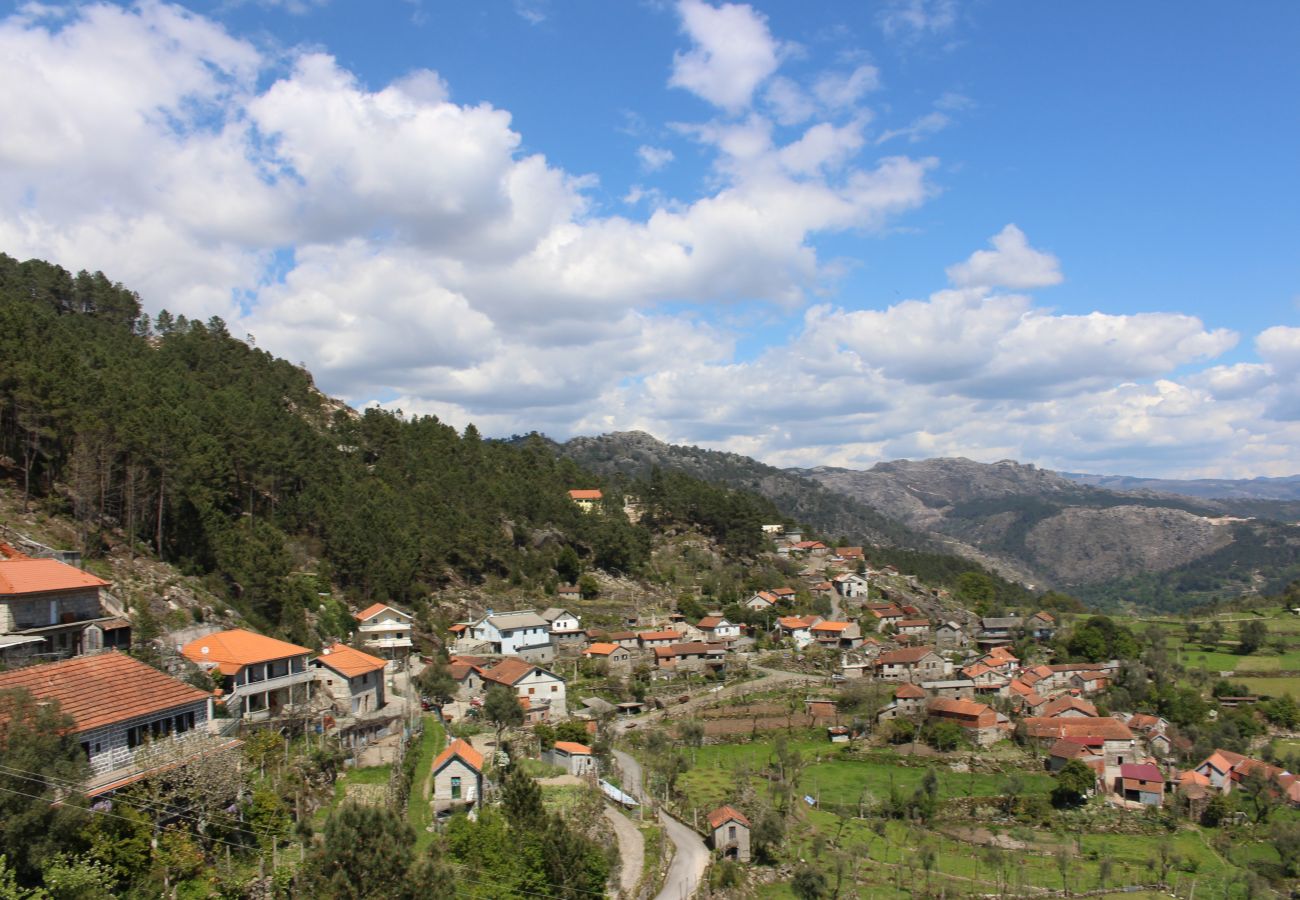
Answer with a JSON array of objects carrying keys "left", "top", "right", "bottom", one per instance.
[
  {"left": 613, "top": 749, "right": 710, "bottom": 900},
  {"left": 654, "top": 808, "right": 709, "bottom": 900}
]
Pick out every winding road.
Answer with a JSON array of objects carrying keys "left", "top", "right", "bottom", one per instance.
[{"left": 613, "top": 749, "right": 710, "bottom": 900}]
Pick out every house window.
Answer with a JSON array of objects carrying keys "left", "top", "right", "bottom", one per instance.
[
  {"left": 729, "top": 825, "right": 736, "bottom": 840},
  {"left": 529, "top": 687, "right": 536, "bottom": 695},
  {"left": 551, "top": 686, "right": 557, "bottom": 693},
  {"left": 451, "top": 777, "right": 462, "bottom": 800}
]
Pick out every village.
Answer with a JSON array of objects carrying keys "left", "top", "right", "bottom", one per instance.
[{"left": 4, "top": 485, "right": 1300, "bottom": 900}]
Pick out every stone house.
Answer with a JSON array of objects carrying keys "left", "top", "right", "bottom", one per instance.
[
  {"left": 545, "top": 740, "right": 597, "bottom": 776},
  {"left": 0, "top": 651, "right": 214, "bottom": 796},
  {"left": 874, "top": 647, "right": 946, "bottom": 683},
  {"left": 0, "top": 555, "right": 128, "bottom": 660},
  {"left": 582, "top": 642, "right": 632, "bottom": 673},
  {"left": 313, "top": 644, "right": 387, "bottom": 716},
  {"left": 935, "top": 621, "right": 968, "bottom": 649},
  {"left": 708, "top": 806, "right": 751, "bottom": 862}
]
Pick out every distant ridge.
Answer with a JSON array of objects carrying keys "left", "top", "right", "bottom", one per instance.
[{"left": 1061, "top": 471, "right": 1300, "bottom": 502}]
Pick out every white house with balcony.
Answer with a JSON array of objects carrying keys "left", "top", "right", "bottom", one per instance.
[
  {"left": 353, "top": 603, "right": 414, "bottom": 664},
  {"left": 0, "top": 651, "right": 217, "bottom": 796},
  {"left": 181, "top": 629, "right": 314, "bottom": 720},
  {"left": 471, "top": 610, "right": 552, "bottom": 658}
]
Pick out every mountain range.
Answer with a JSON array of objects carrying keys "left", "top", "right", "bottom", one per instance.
[{"left": 555, "top": 431, "right": 1300, "bottom": 611}]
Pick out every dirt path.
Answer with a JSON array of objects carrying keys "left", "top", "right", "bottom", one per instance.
[{"left": 604, "top": 805, "right": 645, "bottom": 897}]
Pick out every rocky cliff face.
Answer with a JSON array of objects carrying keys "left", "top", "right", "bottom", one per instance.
[{"left": 795, "top": 457, "right": 1242, "bottom": 587}]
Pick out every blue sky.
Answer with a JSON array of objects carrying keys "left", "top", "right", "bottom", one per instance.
[{"left": 1, "top": 0, "right": 1297, "bottom": 477}]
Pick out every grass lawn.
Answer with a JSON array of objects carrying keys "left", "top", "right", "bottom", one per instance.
[
  {"left": 407, "top": 716, "right": 444, "bottom": 851},
  {"left": 798, "top": 758, "right": 1054, "bottom": 809},
  {"left": 1174, "top": 645, "right": 1242, "bottom": 673},
  {"left": 1232, "top": 676, "right": 1300, "bottom": 698}
]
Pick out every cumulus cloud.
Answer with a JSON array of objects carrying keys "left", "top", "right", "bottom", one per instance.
[
  {"left": 3, "top": 3, "right": 1296, "bottom": 478},
  {"left": 877, "top": 0, "right": 958, "bottom": 40},
  {"left": 637, "top": 145, "right": 675, "bottom": 172},
  {"left": 946, "top": 224, "right": 1064, "bottom": 290},
  {"left": 669, "top": 0, "right": 783, "bottom": 113}
]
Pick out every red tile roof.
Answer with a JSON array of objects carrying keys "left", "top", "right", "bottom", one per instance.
[
  {"left": 553, "top": 740, "right": 591, "bottom": 755},
  {"left": 895, "top": 683, "right": 925, "bottom": 699},
  {"left": 897, "top": 619, "right": 930, "bottom": 628},
  {"left": 876, "top": 646, "right": 938, "bottom": 665},
  {"left": 1042, "top": 696, "right": 1098, "bottom": 718},
  {"left": 927, "top": 697, "right": 993, "bottom": 718},
  {"left": 432, "top": 738, "right": 483, "bottom": 773},
  {"left": 568, "top": 489, "right": 602, "bottom": 500},
  {"left": 0, "top": 558, "right": 108, "bottom": 595},
  {"left": 638, "top": 630, "right": 679, "bottom": 642},
  {"left": 481, "top": 657, "right": 544, "bottom": 686},
  {"left": 354, "top": 602, "right": 410, "bottom": 622},
  {"left": 698, "top": 616, "right": 725, "bottom": 628},
  {"left": 707, "top": 805, "right": 750, "bottom": 829},
  {"left": 1023, "top": 717, "right": 1134, "bottom": 741},
  {"left": 315, "top": 643, "right": 386, "bottom": 678},
  {"left": 811, "top": 621, "right": 853, "bottom": 633},
  {"left": 180, "top": 629, "right": 311, "bottom": 674},
  {"left": 1120, "top": 763, "right": 1164, "bottom": 782},
  {"left": 778, "top": 616, "right": 812, "bottom": 629},
  {"left": 0, "top": 651, "right": 209, "bottom": 734}
]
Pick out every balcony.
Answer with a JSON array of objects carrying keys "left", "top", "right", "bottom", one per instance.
[
  {"left": 232, "top": 668, "right": 314, "bottom": 701},
  {"left": 361, "top": 636, "right": 413, "bottom": 650}
]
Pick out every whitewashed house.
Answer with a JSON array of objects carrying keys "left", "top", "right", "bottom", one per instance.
[
  {"left": 481, "top": 657, "right": 567, "bottom": 719},
  {"left": 353, "top": 603, "right": 414, "bottom": 664},
  {"left": 471, "top": 611, "right": 553, "bottom": 660},
  {"left": 181, "top": 629, "right": 314, "bottom": 720},
  {"left": 432, "top": 738, "right": 484, "bottom": 818}
]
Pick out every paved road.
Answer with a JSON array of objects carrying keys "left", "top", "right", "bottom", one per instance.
[
  {"left": 603, "top": 805, "right": 645, "bottom": 898},
  {"left": 613, "top": 749, "right": 711, "bottom": 900}
]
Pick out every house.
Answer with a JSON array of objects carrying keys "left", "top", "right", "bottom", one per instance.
[
  {"left": 777, "top": 615, "right": 817, "bottom": 648},
  {"left": 977, "top": 617, "right": 1022, "bottom": 648},
  {"left": 181, "top": 629, "right": 314, "bottom": 720},
  {"left": 707, "top": 806, "right": 751, "bottom": 862},
  {"left": 353, "top": 603, "right": 414, "bottom": 663},
  {"left": 1194, "top": 749, "right": 1300, "bottom": 801},
  {"left": 896, "top": 619, "right": 931, "bottom": 639},
  {"left": 431, "top": 738, "right": 484, "bottom": 818},
  {"left": 0, "top": 555, "right": 128, "bottom": 660},
  {"left": 604, "top": 631, "right": 641, "bottom": 651},
  {"left": 920, "top": 679, "right": 976, "bottom": 700},
  {"left": 545, "top": 740, "right": 597, "bottom": 776},
  {"left": 877, "top": 682, "right": 926, "bottom": 721},
  {"left": 771, "top": 587, "right": 797, "bottom": 602},
  {"left": 0, "top": 651, "right": 215, "bottom": 795},
  {"left": 809, "top": 620, "right": 862, "bottom": 649},
  {"left": 541, "top": 608, "right": 585, "bottom": 648},
  {"left": 1023, "top": 717, "right": 1138, "bottom": 779},
  {"left": 744, "top": 591, "right": 779, "bottom": 611},
  {"left": 448, "top": 656, "right": 487, "bottom": 699},
  {"left": 1041, "top": 696, "right": 1097, "bottom": 718},
  {"left": 874, "top": 647, "right": 946, "bottom": 683},
  {"left": 925, "top": 697, "right": 1002, "bottom": 746},
  {"left": 637, "top": 630, "right": 679, "bottom": 650},
  {"left": 835, "top": 547, "right": 865, "bottom": 562},
  {"left": 1047, "top": 738, "right": 1105, "bottom": 775},
  {"left": 1120, "top": 763, "right": 1164, "bottom": 806},
  {"left": 1027, "top": 611, "right": 1057, "bottom": 641},
  {"left": 568, "top": 489, "right": 602, "bottom": 513},
  {"left": 832, "top": 573, "right": 870, "bottom": 599},
  {"left": 935, "top": 622, "right": 968, "bottom": 649},
  {"left": 654, "top": 642, "right": 726, "bottom": 672},
  {"left": 583, "top": 642, "right": 632, "bottom": 673},
  {"left": 790, "top": 541, "right": 830, "bottom": 558},
  {"left": 697, "top": 615, "right": 741, "bottom": 641},
  {"left": 471, "top": 611, "right": 553, "bottom": 660},
  {"left": 313, "top": 644, "right": 387, "bottom": 716},
  {"left": 867, "top": 605, "right": 905, "bottom": 633},
  {"left": 481, "top": 657, "right": 567, "bottom": 719},
  {"left": 556, "top": 584, "right": 582, "bottom": 603}
]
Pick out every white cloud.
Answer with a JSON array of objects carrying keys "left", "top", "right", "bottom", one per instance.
[
  {"left": 637, "top": 145, "right": 675, "bottom": 172},
  {"left": 946, "top": 224, "right": 1064, "bottom": 290},
  {"left": 813, "top": 64, "right": 880, "bottom": 109},
  {"left": 878, "top": 0, "right": 958, "bottom": 40},
  {"left": 669, "top": 0, "right": 782, "bottom": 113}
]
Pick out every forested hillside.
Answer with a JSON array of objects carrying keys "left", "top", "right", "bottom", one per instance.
[{"left": 0, "top": 254, "right": 778, "bottom": 638}]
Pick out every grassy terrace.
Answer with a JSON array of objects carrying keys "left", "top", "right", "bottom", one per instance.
[{"left": 408, "top": 716, "right": 445, "bottom": 851}]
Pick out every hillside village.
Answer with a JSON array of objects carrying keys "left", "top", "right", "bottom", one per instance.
[{"left": 6, "top": 482, "right": 1300, "bottom": 900}]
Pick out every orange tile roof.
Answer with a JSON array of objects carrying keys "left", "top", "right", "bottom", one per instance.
[
  {"left": 927, "top": 697, "right": 993, "bottom": 718},
  {"left": 897, "top": 619, "right": 930, "bottom": 628},
  {"left": 778, "top": 616, "right": 812, "bottom": 629},
  {"left": 0, "top": 651, "right": 209, "bottom": 734},
  {"left": 432, "top": 738, "right": 483, "bottom": 773},
  {"left": 698, "top": 616, "right": 725, "bottom": 628},
  {"left": 584, "top": 642, "right": 622, "bottom": 656},
  {"left": 1042, "top": 696, "right": 1098, "bottom": 718},
  {"left": 811, "top": 621, "right": 852, "bottom": 632},
  {"left": 180, "top": 629, "right": 311, "bottom": 673},
  {"left": 0, "top": 558, "right": 108, "bottom": 595},
  {"left": 354, "top": 602, "right": 410, "bottom": 622},
  {"left": 568, "top": 489, "right": 602, "bottom": 500},
  {"left": 1023, "top": 717, "right": 1134, "bottom": 741},
  {"left": 895, "top": 683, "right": 925, "bottom": 699},
  {"left": 315, "top": 643, "right": 386, "bottom": 678},
  {"left": 707, "top": 805, "right": 750, "bottom": 828},
  {"left": 553, "top": 740, "right": 591, "bottom": 755}
]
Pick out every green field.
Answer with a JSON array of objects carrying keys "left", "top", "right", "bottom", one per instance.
[{"left": 1230, "top": 676, "right": 1300, "bottom": 698}]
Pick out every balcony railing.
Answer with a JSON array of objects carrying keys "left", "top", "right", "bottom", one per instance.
[{"left": 233, "top": 669, "right": 314, "bottom": 698}]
